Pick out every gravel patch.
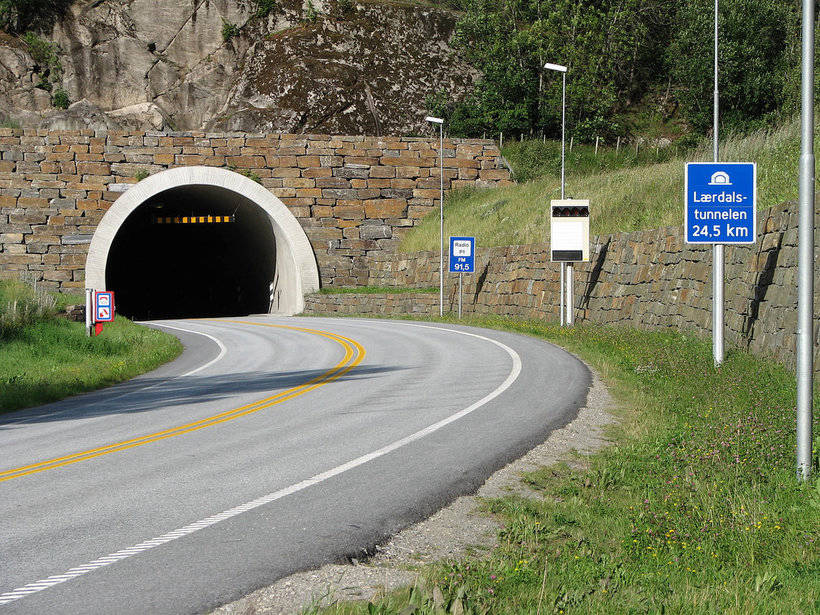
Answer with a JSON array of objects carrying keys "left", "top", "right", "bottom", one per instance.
[{"left": 213, "top": 368, "right": 616, "bottom": 615}]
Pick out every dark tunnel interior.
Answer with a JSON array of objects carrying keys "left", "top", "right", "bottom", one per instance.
[{"left": 106, "top": 185, "right": 277, "bottom": 320}]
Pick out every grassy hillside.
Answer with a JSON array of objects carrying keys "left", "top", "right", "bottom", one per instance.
[
  {"left": 0, "top": 280, "right": 181, "bottom": 413},
  {"left": 400, "top": 119, "right": 807, "bottom": 252}
]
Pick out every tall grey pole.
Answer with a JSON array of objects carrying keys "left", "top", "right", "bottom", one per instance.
[
  {"left": 439, "top": 123, "right": 444, "bottom": 317},
  {"left": 712, "top": 0, "right": 725, "bottom": 366},
  {"left": 566, "top": 263, "right": 573, "bottom": 325},
  {"left": 797, "top": 0, "right": 815, "bottom": 482},
  {"left": 560, "top": 70, "right": 568, "bottom": 326},
  {"left": 545, "top": 63, "right": 569, "bottom": 326},
  {"left": 561, "top": 71, "right": 566, "bottom": 200}
]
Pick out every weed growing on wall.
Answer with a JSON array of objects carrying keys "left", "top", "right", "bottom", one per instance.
[
  {"left": 21, "top": 31, "right": 63, "bottom": 93},
  {"left": 253, "top": 0, "right": 277, "bottom": 17},
  {"left": 52, "top": 87, "right": 69, "bottom": 109},
  {"left": 221, "top": 20, "right": 240, "bottom": 42}
]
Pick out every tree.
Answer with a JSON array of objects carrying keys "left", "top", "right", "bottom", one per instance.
[
  {"left": 666, "top": 0, "right": 800, "bottom": 133},
  {"left": 433, "top": 0, "right": 677, "bottom": 139},
  {"left": 0, "top": 0, "right": 74, "bottom": 33}
]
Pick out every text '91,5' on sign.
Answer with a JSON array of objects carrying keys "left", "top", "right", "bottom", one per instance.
[
  {"left": 685, "top": 162, "right": 756, "bottom": 244},
  {"left": 449, "top": 236, "right": 475, "bottom": 273}
]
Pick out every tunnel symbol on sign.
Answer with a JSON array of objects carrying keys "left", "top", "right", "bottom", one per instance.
[{"left": 708, "top": 171, "right": 732, "bottom": 186}]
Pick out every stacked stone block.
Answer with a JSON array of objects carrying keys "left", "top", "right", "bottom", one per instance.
[{"left": 0, "top": 129, "right": 511, "bottom": 291}]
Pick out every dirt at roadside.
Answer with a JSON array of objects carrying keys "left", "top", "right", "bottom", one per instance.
[{"left": 213, "top": 369, "right": 616, "bottom": 615}]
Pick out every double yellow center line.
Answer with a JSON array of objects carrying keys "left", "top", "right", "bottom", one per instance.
[{"left": 0, "top": 321, "right": 365, "bottom": 484}]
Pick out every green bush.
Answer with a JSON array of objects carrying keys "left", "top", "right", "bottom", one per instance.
[
  {"left": 253, "top": 0, "right": 277, "bottom": 17},
  {"left": 241, "top": 169, "right": 262, "bottom": 184},
  {"left": 21, "top": 31, "right": 60, "bottom": 71},
  {"left": 52, "top": 87, "right": 69, "bottom": 109},
  {"left": 134, "top": 169, "right": 150, "bottom": 181},
  {"left": 221, "top": 20, "right": 240, "bottom": 42},
  {"left": 304, "top": 1, "right": 317, "bottom": 23},
  {"left": 21, "top": 31, "right": 64, "bottom": 95}
]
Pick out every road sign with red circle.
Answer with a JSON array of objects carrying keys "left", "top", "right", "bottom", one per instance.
[{"left": 94, "top": 291, "right": 115, "bottom": 322}]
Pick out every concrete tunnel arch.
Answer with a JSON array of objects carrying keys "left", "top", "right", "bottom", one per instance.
[{"left": 86, "top": 166, "right": 319, "bottom": 319}]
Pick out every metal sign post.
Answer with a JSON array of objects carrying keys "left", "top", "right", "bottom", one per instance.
[
  {"left": 713, "top": 0, "right": 724, "bottom": 366},
  {"left": 449, "top": 236, "right": 475, "bottom": 319},
  {"left": 85, "top": 288, "right": 92, "bottom": 337},
  {"left": 685, "top": 162, "right": 756, "bottom": 373},
  {"left": 458, "top": 272, "right": 462, "bottom": 319},
  {"left": 559, "top": 264, "right": 565, "bottom": 326}
]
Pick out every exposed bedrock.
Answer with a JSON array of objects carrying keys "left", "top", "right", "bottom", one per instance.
[{"left": 0, "top": 0, "right": 477, "bottom": 134}]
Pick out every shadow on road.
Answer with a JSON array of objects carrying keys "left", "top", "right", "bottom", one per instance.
[{"left": 0, "top": 364, "right": 403, "bottom": 429}]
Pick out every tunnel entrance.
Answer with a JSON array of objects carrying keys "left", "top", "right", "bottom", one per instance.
[
  {"left": 106, "top": 185, "right": 276, "bottom": 320},
  {"left": 86, "top": 167, "right": 320, "bottom": 319}
]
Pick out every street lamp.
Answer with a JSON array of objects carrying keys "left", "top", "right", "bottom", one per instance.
[
  {"left": 796, "top": 0, "right": 814, "bottom": 481},
  {"left": 426, "top": 115, "right": 445, "bottom": 317},
  {"left": 544, "top": 63, "right": 567, "bottom": 199},
  {"left": 544, "top": 62, "right": 570, "bottom": 325}
]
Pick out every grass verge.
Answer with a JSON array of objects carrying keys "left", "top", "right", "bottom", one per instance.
[
  {"left": 306, "top": 314, "right": 819, "bottom": 614},
  {"left": 319, "top": 286, "right": 438, "bottom": 294},
  {"left": 0, "top": 281, "right": 182, "bottom": 414},
  {"left": 400, "top": 117, "right": 810, "bottom": 251}
]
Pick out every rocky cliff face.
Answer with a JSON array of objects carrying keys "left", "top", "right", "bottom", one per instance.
[{"left": 0, "top": 0, "right": 477, "bottom": 134}]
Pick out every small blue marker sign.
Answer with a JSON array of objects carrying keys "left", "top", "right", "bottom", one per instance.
[
  {"left": 94, "top": 291, "right": 115, "bottom": 322},
  {"left": 685, "top": 162, "right": 756, "bottom": 244},
  {"left": 449, "top": 236, "right": 475, "bottom": 273}
]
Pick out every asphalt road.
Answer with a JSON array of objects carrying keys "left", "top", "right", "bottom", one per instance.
[{"left": 0, "top": 316, "right": 590, "bottom": 614}]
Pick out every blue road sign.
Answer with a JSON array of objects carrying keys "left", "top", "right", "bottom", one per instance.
[
  {"left": 94, "top": 291, "right": 115, "bottom": 322},
  {"left": 685, "top": 162, "right": 756, "bottom": 244},
  {"left": 449, "top": 236, "right": 475, "bottom": 273}
]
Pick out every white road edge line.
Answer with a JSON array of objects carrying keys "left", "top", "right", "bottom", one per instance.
[
  {"left": 0, "top": 325, "right": 521, "bottom": 606},
  {"left": 151, "top": 322, "right": 228, "bottom": 378},
  {"left": 0, "top": 322, "right": 227, "bottom": 426}
]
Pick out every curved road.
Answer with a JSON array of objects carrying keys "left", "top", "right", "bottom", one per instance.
[{"left": 0, "top": 316, "right": 589, "bottom": 614}]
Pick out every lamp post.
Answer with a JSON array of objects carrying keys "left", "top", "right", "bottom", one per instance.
[
  {"left": 426, "top": 116, "right": 445, "bottom": 317},
  {"left": 544, "top": 62, "right": 570, "bottom": 325},
  {"left": 797, "top": 0, "right": 814, "bottom": 481}
]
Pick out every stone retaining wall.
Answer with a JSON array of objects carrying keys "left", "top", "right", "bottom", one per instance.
[
  {"left": 304, "top": 292, "right": 439, "bottom": 316},
  {"left": 0, "top": 129, "right": 510, "bottom": 290},
  {"left": 305, "top": 202, "right": 820, "bottom": 372}
]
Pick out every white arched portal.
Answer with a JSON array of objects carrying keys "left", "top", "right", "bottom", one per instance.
[{"left": 86, "top": 166, "right": 319, "bottom": 315}]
